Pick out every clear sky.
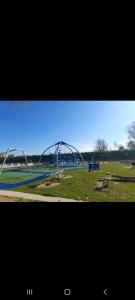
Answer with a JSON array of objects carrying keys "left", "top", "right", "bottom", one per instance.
[{"left": 0, "top": 100, "right": 135, "bottom": 154}]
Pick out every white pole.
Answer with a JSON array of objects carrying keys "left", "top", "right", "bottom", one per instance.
[
  {"left": 0, "top": 147, "right": 32, "bottom": 175},
  {"left": 20, "top": 149, "right": 32, "bottom": 174},
  {"left": 0, "top": 147, "right": 10, "bottom": 174}
]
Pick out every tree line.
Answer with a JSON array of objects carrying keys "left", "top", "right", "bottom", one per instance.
[
  {"left": 94, "top": 121, "right": 135, "bottom": 151},
  {"left": 0, "top": 121, "right": 135, "bottom": 163},
  {"left": 0, "top": 150, "right": 135, "bottom": 164}
]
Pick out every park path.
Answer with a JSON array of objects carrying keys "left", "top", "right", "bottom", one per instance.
[{"left": 0, "top": 189, "right": 85, "bottom": 202}]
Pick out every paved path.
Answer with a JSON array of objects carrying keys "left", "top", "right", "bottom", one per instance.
[{"left": 0, "top": 189, "right": 85, "bottom": 202}]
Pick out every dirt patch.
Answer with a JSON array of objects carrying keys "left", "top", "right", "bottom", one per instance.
[
  {"left": 36, "top": 181, "right": 60, "bottom": 189},
  {"left": 105, "top": 172, "right": 111, "bottom": 175},
  {"left": 62, "top": 175, "right": 73, "bottom": 179},
  {"left": 99, "top": 177, "right": 112, "bottom": 181},
  {"left": 123, "top": 166, "right": 132, "bottom": 169}
]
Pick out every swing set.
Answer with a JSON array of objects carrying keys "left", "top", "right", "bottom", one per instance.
[{"left": 0, "top": 147, "right": 31, "bottom": 175}]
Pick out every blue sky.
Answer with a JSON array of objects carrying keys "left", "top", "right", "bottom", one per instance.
[{"left": 0, "top": 100, "right": 135, "bottom": 154}]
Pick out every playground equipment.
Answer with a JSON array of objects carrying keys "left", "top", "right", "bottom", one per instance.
[
  {"left": 131, "top": 162, "right": 135, "bottom": 168},
  {"left": 0, "top": 147, "right": 31, "bottom": 175},
  {"left": 95, "top": 179, "right": 109, "bottom": 190},
  {"left": 39, "top": 141, "right": 85, "bottom": 170},
  {"left": 49, "top": 169, "right": 65, "bottom": 182}
]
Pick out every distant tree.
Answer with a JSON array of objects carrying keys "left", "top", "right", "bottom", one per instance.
[
  {"left": 118, "top": 145, "right": 125, "bottom": 151},
  {"left": 127, "top": 140, "right": 135, "bottom": 150},
  {"left": 127, "top": 121, "right": 135, "bottom": 141},
  {"left": 0, "top": 151, "right": 5, "bottom": 158},
  {"left": 94, "top": 139, "right": 108, "bottom": 152},
  {"left": 113, "top": 141, "right": 118, "bottom": 150}
]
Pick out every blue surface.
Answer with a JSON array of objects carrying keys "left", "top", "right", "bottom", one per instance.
[
  {"left": 3, "top": 169, "right": 49, "bottom": 174},
  {"left": 0, "top": 166, "right": 87, "bottom": 190},
  {"left": 0, "top": 172, "right": 51, "bottom": 190}
]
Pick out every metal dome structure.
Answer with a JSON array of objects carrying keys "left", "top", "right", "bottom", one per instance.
[{"left": 39, "top": 141, "right": 85, "bottom": 169}]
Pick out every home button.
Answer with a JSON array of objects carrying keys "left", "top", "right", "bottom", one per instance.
[{"left": 64, "top": 288, "right": 71, "bottom": 296}]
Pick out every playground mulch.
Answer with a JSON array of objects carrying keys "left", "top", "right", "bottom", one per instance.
[{"left": 36, "top": 182, "right": 60, "bottom": 189}]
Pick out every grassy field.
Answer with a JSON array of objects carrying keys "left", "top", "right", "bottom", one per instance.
[
  {"left": 12, "top": 162, "right": 135, "bottom": 201},
  {"left": 9, "top": 165, "right": 85, "bottom": 173}
]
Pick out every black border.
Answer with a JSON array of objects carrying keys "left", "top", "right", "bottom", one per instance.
[
  {"left": 1, "top": 65, "right": 135, "bottom": 100},
  {"left": 0, "top": 201, "right": 135, "bottom": 285},
  {"left": 1, "top": 11, "right": 135, "bottom": 288}
]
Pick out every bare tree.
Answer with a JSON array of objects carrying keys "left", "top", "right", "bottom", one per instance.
[
  {"left": 127, "top": 140, "right": 135, "bottom": 150},
  {"left": 127, "top": 121, "right": 135, "bottom": 141},
  {"left": 113, "top": 141, "right": 120, "bottom": 150},
  {"left": 113, "top": 141, "right": 126, "bottom": 151},
  {"left": 94, "top": 139, "right": 108, "bottom": 152},
  {"left": 113, "top": 141, "right": 118, "bottom": 150},
  {"left": 118, "top": 145, "right": 125, "bottom": 151}
]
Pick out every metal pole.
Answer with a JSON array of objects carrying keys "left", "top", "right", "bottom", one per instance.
[
  {"left": 55, "top": 144, "right": 59, "bottom": 169},
  {"left": 0, "top": 147, "right": 11, "bottom": 174},
  {"left": 0, "top": 147, "right": 32, "bottom": 175},
  {"left": 39, "top": 143, "right": 58, "bottom": 164},
  {"left": 66, "top": 143, "right": 85, "bottom": 166},
  {"left": 20, "top": 149, "right": 32, "bottom": 174}
]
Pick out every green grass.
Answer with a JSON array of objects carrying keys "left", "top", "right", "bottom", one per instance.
[
  {"left": 13, "top": 165, "right": 85, "bottom": 173},
  {"left": 20, "top": 166, "right": 51, "bottom": 172},
  {"left": 12, "top": 162, "right": 135, "bottom": 201},
  {"left": 0, "top": 172, "right": 39, "bottom": 184}
]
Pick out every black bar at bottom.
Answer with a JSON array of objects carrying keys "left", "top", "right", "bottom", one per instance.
[{"left": 0, "top": 285, "right": 135, "bottom": 298}]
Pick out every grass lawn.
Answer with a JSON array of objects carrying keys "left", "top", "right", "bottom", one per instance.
[
  {"left": 0, "top": 172, "right": 39, "bottom": 184},
  {"left": 13, "top": 162, "right": 135, "bottom": 201},
  {"left": 8, "top": 165, "right": 85, "bottom": 173}
]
